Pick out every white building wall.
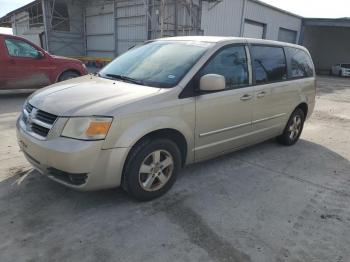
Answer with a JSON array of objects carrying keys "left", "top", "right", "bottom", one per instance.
[
  {"left": 245, "top": 0, "right": 302, "bottom": 42},
  {"left": 201, "top": 0, "right": 302, "bottom": 43},
  {"left": 201, "top": 0, "right": 243, "bottom": 36}
]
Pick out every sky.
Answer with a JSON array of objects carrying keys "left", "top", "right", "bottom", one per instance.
[
  {"left": 260, "top": 0, "right": 350, "bottom": 18},
  {"left": 0, "top": 0, "right": 33, "bottom": 34},
  {"left": 0, "top": 0, "right": 350, "bottom": 34}
]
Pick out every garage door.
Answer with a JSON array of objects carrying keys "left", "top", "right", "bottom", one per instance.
[
  {"left": 278, "top": 28, "right": 297, "bottom": 43},
  {"left": 85, "top": 2, "right": 115, "bottom": 58},
  {"left": 243, "top": 20, "right": 265, "bottom": 39}
]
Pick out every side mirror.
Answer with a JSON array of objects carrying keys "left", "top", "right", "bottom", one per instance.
[
  {"left": 199, "top": 74, "right": 226, "bottom": 92},
  {"left": 36, "top": 51, "right": 45, "bottom": 59}
]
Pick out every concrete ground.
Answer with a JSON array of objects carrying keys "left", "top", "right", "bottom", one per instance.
[{"left": 0, "top": 76, "right": 349, "bottom": 262}]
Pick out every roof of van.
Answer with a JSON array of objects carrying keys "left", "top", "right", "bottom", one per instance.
[{"left": 158, "top": 36, "right": 305, "bottom": 49}]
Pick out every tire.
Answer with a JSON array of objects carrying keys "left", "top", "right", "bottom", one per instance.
[
  {"left": 339, "top": 70, "right": 343, "bottom": 77},
  {"left": 122, "top": 139, "right": 181, "bottom": 201},
  {"left": 277, "top": 108, "right": 305, "bottom": 146},
  {"left": 58, "top": 71, "right": 80, "bottom": 82}
]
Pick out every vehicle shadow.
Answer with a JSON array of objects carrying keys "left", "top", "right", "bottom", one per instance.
[
  {"left": 1, "top": 138, "right": 349, "bottom": 215},
  {"left": 1, "top": 138, "right": 350, "bottom": 261}
]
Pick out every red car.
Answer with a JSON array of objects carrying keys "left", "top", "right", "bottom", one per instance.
[{"left": 0, "top": 34, "right": 88, "bottom": 90}]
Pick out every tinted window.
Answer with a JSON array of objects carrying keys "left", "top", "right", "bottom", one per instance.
[
  {"left": 199, "top": 45, "right": 249, "bottom": 90},
  {"left": 100, "top": 41, "right": 212, "bottom": 88},
  {"left": 5, "top": 38, "right": 39, "bottom": 58},
  {"left": 285, "top": 47, "right": 314, "bottom": 78},
  {"left": 251, "top": 46, "right": 287, "bottom": 84},
  {"left": 341, "top": 64, "right": 350, "bottom": 69}
]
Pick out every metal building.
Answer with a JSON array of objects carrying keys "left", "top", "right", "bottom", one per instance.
[
  {"left": 201, "top": 0, "right": 302, "bottom": 43},
  {"left": 302, "top": 18, "right": 350, "bottom": 73},
  {"left": 0, "top": 0, "right": 306, "bottom": 57},
  {"left": 1, "top": 0, "right": 348, "bottom": 73},
  {"left": 0, "top": 0, "right": 202, "bottom": 58}
]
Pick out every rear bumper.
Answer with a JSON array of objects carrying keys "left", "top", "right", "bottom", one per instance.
[{"left": 16, "top": 118, "right": 128, "bottom": 191}]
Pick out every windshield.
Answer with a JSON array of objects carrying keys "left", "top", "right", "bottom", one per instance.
[
  {"left": 99, "top": 41, "right": 213, "bottom": 88},
  {"left": 341, "top": 64, "right": 350, "bottom": 69}
]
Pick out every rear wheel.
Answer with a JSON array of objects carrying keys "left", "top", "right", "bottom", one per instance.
[
  {"left": 58, "top": 71, "right": 80, "bottom": 82},
  {"left": 277, "top": 108, "right": 305, "bottom": 146},
  {"left": 122, "top": 139, "right": 181, "bottom": 201}
]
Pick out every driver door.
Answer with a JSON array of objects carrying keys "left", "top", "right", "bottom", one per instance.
[
  {"left": 194, "top": 45, "right": 254, "bottom": 161},
  {"left": 3, "top": 37, "right": 52, "bottom": 89}
]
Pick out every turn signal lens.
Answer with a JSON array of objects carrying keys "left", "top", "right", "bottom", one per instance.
[
  {"left": 61, "top": 117, "right": 113, "bottom": 140},
  {"left": 85, "top": 121, "right": 111, "bottom": 137}
]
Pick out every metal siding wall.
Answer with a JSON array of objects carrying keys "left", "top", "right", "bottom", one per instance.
[
  {"left": 245, "top": 1, "right": 302, "bottom": 41},
  {"left": 47, "top": 0, "right": 86, "bottom": 56},
  {"left": 13, "top": 12, "right": 30, "bottom": 36},
  {"left": 201, "top": 0, "right": 243, "bottom": 36},
  {"left": 201, "top": 0, "right": 302, "bottom": 41},
  {"left": 86, "top": 1, "right": 115, "bottom": 58},
  {"left": 115, "top": 0, "right": 147, "bottom": 55}
]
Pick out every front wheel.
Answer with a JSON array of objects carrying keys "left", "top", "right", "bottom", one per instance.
[
  {"left": 277, "top": 108, "right": 305, "bottom": 146},
  {"left": 122, "top": 139, "right": 181, "bottom": 201}
]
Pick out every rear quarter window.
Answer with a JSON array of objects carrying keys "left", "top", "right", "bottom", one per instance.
[
  {"left": 251, "top": 45, "right": 287, "bottom": 84},
  {"left": 285, "top": 47, "right": 314, "bottom": 79}
]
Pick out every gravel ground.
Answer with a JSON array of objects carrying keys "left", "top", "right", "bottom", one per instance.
[{"left": 0, "top": 76, "right": 349, "bottom": 262}]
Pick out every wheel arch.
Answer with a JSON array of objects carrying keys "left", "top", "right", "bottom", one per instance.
[
  {"left": 296, "top": 102, "right": 308, "bottom": 118},
  {"left": 56, "top": 69, "right": 82, "bottom": 82},
  {"left": 120, "top": 128, "right": 189, "bottom": 191},
  {"left": 125, "top": 128, "right": 188, "bottom": 168}
]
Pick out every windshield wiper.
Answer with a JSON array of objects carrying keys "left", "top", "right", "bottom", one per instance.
[{"left": 105, "top": 74, "right": 144, "bottom": 85}]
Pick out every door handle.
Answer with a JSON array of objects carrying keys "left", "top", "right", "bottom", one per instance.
[
  {"left": 257, "top": 91, "right": 266, "bottom": 98},
  {"left": 240, "top": 94, "right": 253, "bottom": 101}
]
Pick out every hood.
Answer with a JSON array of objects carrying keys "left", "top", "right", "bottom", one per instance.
[
  {"left": 29, "top": 75, "right": 161, "bottom": 116},
  {"left": 51, "top": 55, "right": 81, "bottom": 63}
]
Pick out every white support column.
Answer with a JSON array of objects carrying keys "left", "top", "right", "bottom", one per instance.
[
  {"left": 41, "top": 0, "right": 50, "bottom": 51},
  {"left": 239, "top": 0, "right": 247, "bottom": 37}
]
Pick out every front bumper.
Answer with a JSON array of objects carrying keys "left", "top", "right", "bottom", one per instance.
[
  {"left": 342, "top": 70, "right": 350, "bottom": 76},
  {"left": 16, "top": 118, "right": 128, "bottom": 191}
]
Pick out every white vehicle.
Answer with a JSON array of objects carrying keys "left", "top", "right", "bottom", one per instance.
[{"left": 331, "top": 64, "right": 350, "bottom": 77}]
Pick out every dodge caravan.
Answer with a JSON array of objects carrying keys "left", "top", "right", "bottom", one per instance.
[{"left": 17, "top": 36, "right": 316, "bottom": 201}]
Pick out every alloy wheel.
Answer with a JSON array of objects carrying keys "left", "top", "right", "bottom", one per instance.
[
  {"left": 138, "top": 150, "right": 174, "bottom": 192},
  {"left": 288, "top": 115, "right": 302, "bottom": 140}
]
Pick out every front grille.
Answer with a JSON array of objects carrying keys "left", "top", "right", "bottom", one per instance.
[
  {"left": 21, "top": 103, "right": 58, "bottom": 139},
  {"left": 31, "top": 123, "right": 50, "bottom": 137},
  {"left": 26, "top": 103, "right": 34, "bottom": 113},
  {"left": 36, "top": 110, "right": 57, "bottom": 125}
]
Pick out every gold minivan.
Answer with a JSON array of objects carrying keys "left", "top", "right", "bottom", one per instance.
[{"left": 17, "top": 36, "right": 316, "bottom": 200}]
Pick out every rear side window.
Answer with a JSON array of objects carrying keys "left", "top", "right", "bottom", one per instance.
[
  {"left": 251, "top": 45, "right": 287, "bottom": 84},
  {"left": 285, "top": 47, "right": 314, "bottom": 78}
]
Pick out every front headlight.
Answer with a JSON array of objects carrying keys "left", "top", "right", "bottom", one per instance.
[{"left": 61, "top": 117, "right": 113, "bottom": 140}]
